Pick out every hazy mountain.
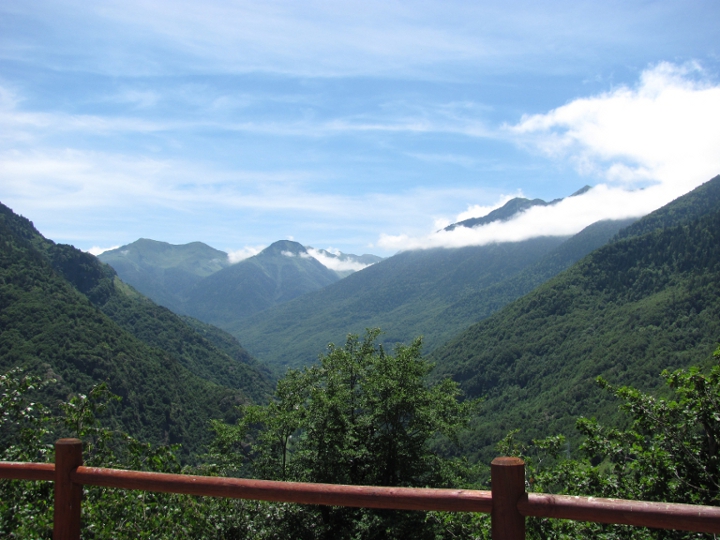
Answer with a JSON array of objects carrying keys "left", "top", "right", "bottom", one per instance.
[
  {"left": 100, "top": 239, "right": 381, "bottom": 318},
  {"left": 0, "top": 202, "right": 273, "bottom": 455},
  {"left": 99, "top": 239, "right": 229, "bottom": 313},
  {"left": 430, "top": 174, "right": 720, "bottom": 463},
  {"left": 183, "top": 240, "right": 342, "bottom": 328},
  {"left": 230, "top": 213, "right": 629, "bottom": 372}
]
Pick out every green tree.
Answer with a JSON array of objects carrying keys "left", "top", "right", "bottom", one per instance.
[
  {"left": 496, "top": 344, "right": 720, "bottom": 539},
  {"left": 229, "top": 329, "right": 477, "bottom": 539}
]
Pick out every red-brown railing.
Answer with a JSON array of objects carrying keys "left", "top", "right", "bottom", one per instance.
[{"left": 1, "top": 439, "right": 719, "bottom": 539}]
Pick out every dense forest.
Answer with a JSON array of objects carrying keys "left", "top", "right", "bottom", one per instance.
[
  {"left": 3, "top": 336, "right": 719, "bottom": 538},
  {"left": 432, "top": 174, "right": 720, "bottom": 464},
  {"left": 0, "top": 202, "right": 272, "bottom": 455}
]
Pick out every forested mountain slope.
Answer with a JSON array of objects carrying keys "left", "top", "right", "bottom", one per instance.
[
  {"left": 420, "top": 218, "right": 636, "bottom": 348},
  {"left": 98, "top": 239, "right": 229, "bottom": 314},
  {"left": 231, "top": 222, "right": 625, "bottom": 372},
  {"left": 0, "top": 202, "right": 272, "bottom": 455},
  {"left": 431, "top": 175, "right": 720, "bottom": 463},
  {"left": 184, "top": 240, "right": 341, "bottom": 327}
]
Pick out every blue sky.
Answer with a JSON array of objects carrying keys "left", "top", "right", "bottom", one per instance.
[{"left": 1, "top": 1, "right": 719, "bottom": 259}]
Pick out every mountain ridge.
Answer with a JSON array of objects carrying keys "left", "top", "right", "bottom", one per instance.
[{"left": 230, "top": 217, "right": 630, "bottom": 372}]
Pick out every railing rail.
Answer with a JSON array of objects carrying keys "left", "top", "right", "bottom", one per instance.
[{"left": 1, "top": 439, "right": 719, "bottom": 539}]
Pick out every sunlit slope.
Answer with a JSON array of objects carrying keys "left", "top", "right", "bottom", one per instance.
[
  {"left": 99, "top": 239, "right": 229, "bottom": 314},
  {"left": 431, "top": 174, "right": 720, "bottom": 463}
]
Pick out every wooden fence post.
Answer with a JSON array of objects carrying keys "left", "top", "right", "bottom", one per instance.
[
  {"left": 491, "top": 457, "right": 526, "bottom": 539},
  {"left": 54, "top": 438, "right": 83, "bottom": 540}
]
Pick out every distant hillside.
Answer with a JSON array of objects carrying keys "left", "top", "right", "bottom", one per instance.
[
  {"left": 99, "top": 239, "right": 229, "bottom": 314},
  {"left": 230, "top": 214, "right": 628, "bottom": 372},
  {"left": 431, "top": 175, "right": 720, "bottom": 464},
  {"left": 184, "top": 240, "right": 341, "bottom": 328},
  {"left": 424, "top": 218, "right": 637, "bottom": 346},
  {"left": 0, "top": 202, "right": 273, "bottom": 455},
  {"left": 100, "top": 239, "right": 380, "bottom": 321}
]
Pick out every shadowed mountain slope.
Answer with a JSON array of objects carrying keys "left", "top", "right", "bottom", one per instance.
[
  {"left": 0, "top": 202, "right": 273, "bottom": 455},
  {"left": 99, "top": 239, "right": 229, "bottom": 314}
]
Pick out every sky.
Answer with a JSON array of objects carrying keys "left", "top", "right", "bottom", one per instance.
[{"left": 1, "top": 1, "right": 719, "bottom": 260}]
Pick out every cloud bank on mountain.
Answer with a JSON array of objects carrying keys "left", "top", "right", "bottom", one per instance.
[{"left": 379, "top": 63, "right": 720, "bottom": 252}]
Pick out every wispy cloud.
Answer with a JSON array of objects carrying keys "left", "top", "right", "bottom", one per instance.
[
  {"left": 7, "top": 0, "right": 710, "bottom": 79},
  {"left": 379, "top": 63, "right": 720, "bottom": 251},
  {"left": 227, "top": 245, "right": 265, "bottom": 264},
  {"left": 0, "top": 80, "right": 494, "bottom": 143},
  {"left": 86, "top": 245, "right": 119, "bottom": 256},
  {"left": 0, "top": 145, "right": 503, "bottom": 256},
  {"left": 306, "top": 247, "right": 374, "bottom": 273}
]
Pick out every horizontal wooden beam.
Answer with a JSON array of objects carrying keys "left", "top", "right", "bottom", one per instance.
[
  {"left": 519, "top": 493, "right": 720, "bottom": 534},
  {"left": 0, "top": 462, "right": 54, "bottom": 482},
  {"left": 72, "top": 466, "right": 493, "bottom": 513},
  {"left": 3, "top": 457, "right": 720, "bottom": 535}
]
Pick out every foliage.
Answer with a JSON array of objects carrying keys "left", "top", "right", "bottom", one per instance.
[
  {"left": 218, "top": 329, "right": 479, "bottom": 539},
  {"left": 3, "top": 345, "right": 720, "bottom": 538},
  {"left": 0, "top": 369, "right": 283, "bottom": 539},
  {"left": 0, "top": 201, "right": 272, "bottom": 456},
  {"left": 490, "top": 344, "right": 720, "bottom": 539}
]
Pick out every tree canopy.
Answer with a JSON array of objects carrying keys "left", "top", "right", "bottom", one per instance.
[{"left": 219, "top": 329, "right": 477, "bottom": 538}]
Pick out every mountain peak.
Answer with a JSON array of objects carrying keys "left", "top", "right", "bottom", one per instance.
[
  {"left": 261, "top": 240, "right": 308, "bottom": 257},
  {"left": 444, "top": 186, "right": 594, "bottom": 232},
  {"left": 444, "top": 197, "right": 549, "bottom": 231}
]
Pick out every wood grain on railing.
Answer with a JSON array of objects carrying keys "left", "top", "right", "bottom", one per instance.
[
  {"left": 519, "top": 493, "right": 720, "bottom": 534},
  {"left": 0, "top": 461, "right": 54, "bottom": 481},
  {"left": 72, "top": 466, "right": 493, "bottom": 513},
  {"left": 491, "top": 457, "right": 526, "bottom": 540},
  {"left": 54, "top": 438, "right": 82, "bottom": 540}
]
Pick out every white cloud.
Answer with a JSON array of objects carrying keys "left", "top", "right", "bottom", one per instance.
[
  {"left": 511, "top": 62, "right": 720, "bottom": 195},
  {"left": 227, "top": 245, "right": 265, "bottom": 263},
  {"left": 379, "top": 63, "right": 720, "bottom": 251},
  {"left": 86, "top": 245, "right": 119, "bottom": 256},
  {"left": 453, "top": 193, "right": 520, "bottom": 223},
  {"left": 306, "top": 247, "right": 374, "bottom": 273},
  {"left": 379, "top": 185, "right": 657, "bottom": 250}
]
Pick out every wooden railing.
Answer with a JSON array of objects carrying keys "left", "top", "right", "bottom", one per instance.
[{"left": 1, "top": 439, "right": 720, "bottom": 539}]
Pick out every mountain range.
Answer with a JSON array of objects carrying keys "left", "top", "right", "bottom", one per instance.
[
  {"left": 99, "top": 240, "right": 381, "bottom": 327},
  {"left": 229, "top": 217, "right": 634, "bottom": 372},
  {"left": 4, "top": 174, "right": 720, "bottom": 465},
  {"left": 98, "top": 190, "right": 634, "bottom": 373}
]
